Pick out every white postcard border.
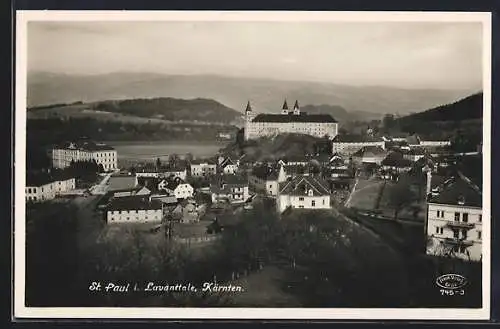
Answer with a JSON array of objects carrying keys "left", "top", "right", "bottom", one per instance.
[{"left": 14, "top": 10, "right": 492, "bottom": 320}]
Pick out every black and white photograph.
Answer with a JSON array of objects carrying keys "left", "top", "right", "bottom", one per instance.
[{"left": 14, "top": 11, "right": 491, "bottom": 320}]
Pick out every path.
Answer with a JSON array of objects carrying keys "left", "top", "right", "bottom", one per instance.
[
  {"left": 344, "top": 176, "right": 382, "bottom": 208},
  {"left": 89, "top": 173, "right": 112, "bottom": 195}
]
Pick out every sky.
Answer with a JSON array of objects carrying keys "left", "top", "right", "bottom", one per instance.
[{"left": 27, "top": 20, "right": 483, "bottom": 90}]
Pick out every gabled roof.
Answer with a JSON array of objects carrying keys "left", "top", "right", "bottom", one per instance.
[
  {"left": 190, "top": 159, "right": 217, "bottom": 165},
  {"left": 55, "top": 140, "right": 115, "bottom": 151},
  {"left": 352, "top": 146, "right": 387, "bottom": 158},
  {"left": 252, "top": 113, "right": 337, "bottom": 123},
  {"left": 381, "top": 151, "right": 413, "bottom": 167},
  {"left": 279, "top": 174, "right": 330, "bottom": 196},
  {"left": 107, "top": 196, "right": 162, "bottom": 211},
  {"left": 332, "top": 134, "right": 384, "bottom": 143},
  {"left": 165, "top": 177, "right": 189, "bottom": 191},
  {"left": 252, "top": 165, "right": 279, "bottom": 180},
  {"left": 406, "top": 134, "right": 421, "bottom": 145},
  {"left": 26, "top": 170, "right": 74, "bottom": 187},
  {"left": 429, "top": 173, "right": 482, "bottom": 208}
]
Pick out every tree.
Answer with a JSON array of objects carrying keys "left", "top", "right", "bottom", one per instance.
[
  {"left": 388, "top": 183, "right": 416, "bottom": 220},
  {"left": 169, "top": 153, "right": 179, "bottom": 167},
  {"left": 185, "top": 153, "right": 194, "bottom": 163},
  {"left": 156, "top": 157, "right": 161, "bottom": 171},
  {"left": 382, "top": 114, "right": 396, "bottom": 132}
]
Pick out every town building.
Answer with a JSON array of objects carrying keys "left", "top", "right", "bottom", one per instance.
[
  {"left": 218, "top": 157, "right": 239, "bottom": 175},
  {"left": 381, "top": 152, "right": 414, "bottom": 174},
  {"left": 210, "top": 174, "right": 250, "bottom": 204},
  {"left": 277, "top": 174, "right": 331, "bottom": 213},
  {"left": 163, "top": 166, "right": 188, "bottom": 181},
  {"left": 52, "top": 140, "right": 117, "bottom": 171},
  {"left": 25, "top": 171, "right": 76, "bottom": 202},
  {"left": 106, "top": 196, "right": 163, "bottom": 224},
  {"left": 244, "top": 100, "right": 338, "bottom": 141},
  {"left": 161, "top": 177, "right": 194, "bottom": 200},
  {"left": 351, "top": 146, "right": 387, "bottom": 165},
  {"left": 249, "top": 165, "right": 287, "bottom": 196},
  {"left": 190, "top": 159, "right": 217, "bottom": 177},
  {"left": 403, "top": 147, "right": 427, "bottom": 162},
  {"left": 425, "top": 172, "right": 483, "bottom": 262},
  {"left": 331, "top": 135, "right": 386, "bottom": 156}
]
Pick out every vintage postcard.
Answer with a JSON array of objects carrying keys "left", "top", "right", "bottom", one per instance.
[{"left": 14, "top": 10, "right": 491, "bottom": 320}]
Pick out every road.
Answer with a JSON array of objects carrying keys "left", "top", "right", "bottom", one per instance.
[{"left": 89, "top": 173, "right": 113, "bottom": 195}]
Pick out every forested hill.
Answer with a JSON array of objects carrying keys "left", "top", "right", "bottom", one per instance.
[
  {"left": 29, "top": 97, "right": 242, "bottom": 125},
  {"left": 397, "top": 92, "right": 482, "bottom": 124}
]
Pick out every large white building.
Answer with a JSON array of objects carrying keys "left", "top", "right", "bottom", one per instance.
[
  {"left": 25, "top": 172, "right": 76, "bottom": 202},
  {"left": 425, "top": 172, "right": 483, "bottom": 262},
  {"left": 106, "top": 196, "right": 163, "bottom": 224},
  {"left": 52, "top": 140, "right": 117, "bottom": 171},
  {"left": 244, "top": 100, "right": 338, "bottom": 141},
  {"left": 277, "top": 174, "right": 331, "bottom": 213},
  {"left": 161, "top": 177, "right": 194, "bottom": 200}
]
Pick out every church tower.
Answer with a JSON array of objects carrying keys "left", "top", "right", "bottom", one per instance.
[
  {"left": 244, "top": 100, "right": 256, "bottom": 140},
  {"left": 293, "top": 100, "right": 300, "bottom": 115},
  {"left": 281, "top": 99, "right": 289, "bottom": 114}
]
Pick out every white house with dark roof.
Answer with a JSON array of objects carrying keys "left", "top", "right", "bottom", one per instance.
[
  {"left": 425, "top": 172, "right": 483, "bottom": 262},
  {"left": 218, "top": 157, "right": 239, "bottom": 175},
  {"left": 244, "top": 100, "right": 338, "bottom": 141},
  {"left": 25, "top": 171, "right": 76, "bottom": 202},
  {"left": 52, "top": 140, "right": 117, "bottom": 171},
  {"left": 331, "top": 134, "right": 386, "bottom": 156},
  {"left": 249, "top": 164, "right": 287, "bottom": 196},
  {"left": 277, "top": 174, "right": 331, "bottom": 213},
  {"left": 162, "top": 177, "right": 194, "bottom": 200},
  {"left": 106, "top": 195, "right": 163, "bottom": 224},
  {"left": 210, "top": 174, "right": 249, "bottom": 204}
]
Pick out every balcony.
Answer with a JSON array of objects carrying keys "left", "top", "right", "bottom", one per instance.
[
  {"left": 442, "top": 237, "right": 474, "bottom": 247},
  {"left": 446, "top": 221, "right": 475, "bottom": 229}
]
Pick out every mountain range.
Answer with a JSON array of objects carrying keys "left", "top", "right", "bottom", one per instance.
[
  {"left": 27, "top": 71, "right": 475, "bottom": 117},
  {"left": 396, "top": 92, "right": 482, "bottom": 124}
]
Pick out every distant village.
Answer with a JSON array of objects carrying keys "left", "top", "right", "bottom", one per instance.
[{"left": 25, "top": 100, "right": 483, "bottom": 263}]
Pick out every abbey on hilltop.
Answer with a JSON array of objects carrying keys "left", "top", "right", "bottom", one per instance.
[{"left": 243, "top": 99, "right": 338, "bottom": 141}]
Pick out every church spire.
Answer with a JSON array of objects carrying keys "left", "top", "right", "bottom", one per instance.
[
  {"left": 245, "top": 100, "right": 252, "bottom": 112},
  {"left": 293, "top": 100, "right": 300, "bottom": 110},
  {"left": 282, "top": 99, "right": 289, "bottom": 110}
]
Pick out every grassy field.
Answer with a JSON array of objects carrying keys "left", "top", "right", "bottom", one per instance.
[{"left": 346, "top": 178, "right": 385, "bottom": 210}]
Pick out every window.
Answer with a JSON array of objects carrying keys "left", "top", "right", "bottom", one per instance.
[
  {"left": 435, "top": 227, "right": 440, "bottom": 234},
  {"left": 323, "top": 199, "right": 325, "bottom": 205},
  {"left": 479, "top": 214, "right": 482, "bottom": 222},
  {"left": 440, "top": 227, "right": 444, "bottom": 234},
  {"left": 454, "top": 212, "right": 460, "bottom": 221},
  {"left": 462, "top": 229, "right": 468, "bottom": 239},
  {"left": 478, "top": 231, "right": 482, "bottom": 240},
  {"left": 299, "top": 197, "right": 304, "bottom": 201},
  {"left": 462, "top": 213, "right": 469, "bottom": 223},
  {"left": 311, "top": 200, "right": 316, "bottom": 207},
  {"left": 269, "top": 184, "right": 273, "bottom": 189},
  {"left": 436, "top": 210, "right": 440, "bottom": 218}
]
